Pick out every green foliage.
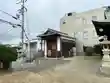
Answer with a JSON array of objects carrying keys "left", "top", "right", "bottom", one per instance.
[{"left": 0, "top": 45, "right": 17, "bottom": 62}]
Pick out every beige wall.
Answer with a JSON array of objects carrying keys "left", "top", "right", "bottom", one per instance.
[{"left": 60, "top": 7, "right": 105, "bottom": 46}]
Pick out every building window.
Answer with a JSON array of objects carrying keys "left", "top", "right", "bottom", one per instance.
[
  {"left": 82, "top": 18, "right": 86, "bottom": 24},
  {"left": 68, "top": 13, "right": 72, "bottom": 16},
  {"left": 63, "top": 21, "right": 66, "bottom": 24},
  {"left": 92, "top": 30, "right": 96, "bottom": 38},
  {"left": 92, "top": 16, "right": 97, "bottom": 21},
  {"left": 86, "top": 20, "right": 91, "bottom": 24},
  {"left": 62, "top": 20, "right": 66, "bottom": 24},
  {"left": 73, "top": 32, "right": 78, "bottom": 38},
  {"left": 83, "top": 31, "right": 88, "bottom": 39}
]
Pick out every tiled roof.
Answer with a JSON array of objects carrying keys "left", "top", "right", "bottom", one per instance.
[
  {"left": 92, "top": 20, "right": 110, "bottom": 40},
  {"left": 37, "top": 28, "right": 70, "bottom": 37},
  {"left": 45, "top": 28, "right": 68, "bottom": 35},
  {"left": 37, "top": 28, "right": 76, "bottom": 42}
]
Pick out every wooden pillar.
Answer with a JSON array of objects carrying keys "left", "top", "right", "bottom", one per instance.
[
  {"left": 60, "top": 39, "right": 63, "bottom": 57},
  {"left": 57, "top": 37, "right": 61, "bottom": 58},
  {"left": 41, "top": 40, "right": 42, "bottom": 51},
  {"left": 44, "top": 40, "right": 47, "bottom": 58},
  {"left": 57, "top": 37, "right": 61, "bottom": 51},
  {"left": 41, "top": 40, "right": 44, "bottom": 51}
]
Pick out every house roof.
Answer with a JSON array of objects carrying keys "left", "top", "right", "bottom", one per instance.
[
  {"left": 37, "top": 28, "right": 75, "bottom": 40},
  {"left": 37, "top": 28, "right": 68, "bottom": 37},
  {"left": 92, "top": 20, "right": 110, "bottom": 40},
  {"left": 92, "top": 19, "right": 110, "bottom": 25},
  {"left": 24, "top": 38, "right": 38, "bottom": 44}
]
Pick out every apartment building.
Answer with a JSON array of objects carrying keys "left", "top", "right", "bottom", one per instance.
[{"left": 60, "top": 6, "right": 109, "bottom": 53}]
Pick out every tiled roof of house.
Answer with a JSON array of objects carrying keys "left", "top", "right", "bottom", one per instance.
[
  {"left": 92, "top": 20, "right": 110, "bottom": 40},
  {"left": 37, "top": 28, "right": 75, "bottom": 39}
]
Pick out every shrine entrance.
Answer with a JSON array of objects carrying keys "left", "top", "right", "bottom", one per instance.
[{"left": 37, "top": 28, "right": 76, "bottom": 58}]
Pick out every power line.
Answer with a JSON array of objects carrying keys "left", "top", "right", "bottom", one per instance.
[
  {"left": 0, "top": 1, "right": 29, "bottom": 45},
  {"left": 0, "top": 18, "right": 29, "bottom": 40},
  {"left": 0, "top": 18, "right": 21, "bottom": 28},
  {"left": 0, "top": 18, "right": 23, "bottom": 42},
  {"left": 0, "top": 9, "right": 18, "bottom": 20},
  {"left": 0, "top": 28, "right": 13, "bottom": 35}
]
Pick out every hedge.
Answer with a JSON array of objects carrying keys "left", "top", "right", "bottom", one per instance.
[{"left": 0, "top": 45, "right": 17, "bottom": 69}]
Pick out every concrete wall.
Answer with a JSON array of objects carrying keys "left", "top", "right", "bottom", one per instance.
[
  {"left": 24, "top": 42, "right": 38, "bottom": 59},
  {"left": 12, "top": 58, "right": 70, "bottom": 72},
  {"left": 60, "top": 7, "right": 105, "bottom": 53}
]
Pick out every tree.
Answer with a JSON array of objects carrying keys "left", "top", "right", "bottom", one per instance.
[{"left": 0, "top": 44, "right": 17, "bottom": 69}]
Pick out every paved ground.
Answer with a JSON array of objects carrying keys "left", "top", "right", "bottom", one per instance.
[
  {"left": 11, "top": 57, "right": 70, "bottom": 72},
  {"left": 54, "top": 56, "right": 102, "bottom": 75},
  {"left": 1, "top": 56, "right": 110, "bottom": 83}
]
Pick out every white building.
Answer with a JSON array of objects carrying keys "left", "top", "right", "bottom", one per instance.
[
  {"left": 60, "top": 7, "right": 106, "bottom": 46},
  {"left": 24, "top": 39, "right": 38, "bottom": 57},
  {"left": 60, "top": 6, "right": 109, "bottom": 53},
  {"left": 73, "top": 28, "right": 99, "bottom": 46}
]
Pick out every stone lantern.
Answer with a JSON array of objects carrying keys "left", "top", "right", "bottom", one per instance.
[
  {"left": 99, "top": 36, "right": 110, "bottom": 74},
  {"left": 92, "top": 20, "right": 110, "bottom": 75}
]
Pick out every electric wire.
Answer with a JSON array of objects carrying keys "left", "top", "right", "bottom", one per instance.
[
  {"left": 0, "top": 9, "right": 18, "bottom": 20},
  {"left": 0, "top": 27, "right": 19, "bottom": 38},
  {"left": 0, "top": 28, "right": 13, "bottom": 35}
]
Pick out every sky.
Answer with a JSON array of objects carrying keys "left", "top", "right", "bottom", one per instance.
[{"left": 0, "top": 0, "right": 110, "bottom": 44}]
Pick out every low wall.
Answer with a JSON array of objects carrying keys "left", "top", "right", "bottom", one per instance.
[{"left": 12, "top": 58, "right": 70, "bottom": 72}]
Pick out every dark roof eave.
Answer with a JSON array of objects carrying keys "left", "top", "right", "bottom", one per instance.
[
  {"left": 61, "top": 35, "right": 76, "bottom": 40},
  {"left": 37, "top": 33, "right": 60, "bottom": 38},
  {"left": 37, "top": 33, "right": 75, "bottom": 40},
  {"left": 92, "top": 20, "right": 110, "bottom": 26},
  {"left": 47, "top": 28, "right": 68, "bottom": 35}
]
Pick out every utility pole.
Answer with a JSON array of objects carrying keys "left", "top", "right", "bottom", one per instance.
[
  {"left": 0, "top": 0, "right": 31, "bottom": 61},
  {"left": 16, "top": 0, "right": 27, "bottom": 47},
  {"left": 16, "top": 0, "right": 32, "bottom": 62},
  {"left": 21, "top": 0, "right": 25, "bottom": 47}
]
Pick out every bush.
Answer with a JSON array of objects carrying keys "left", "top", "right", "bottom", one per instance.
[{"left": 0, "top": 45, "right": 17, "bottom": 69}]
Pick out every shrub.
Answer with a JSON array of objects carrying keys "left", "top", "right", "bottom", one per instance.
[{"left": 0, "top": 45, "right": 17, "bottom": 69}]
